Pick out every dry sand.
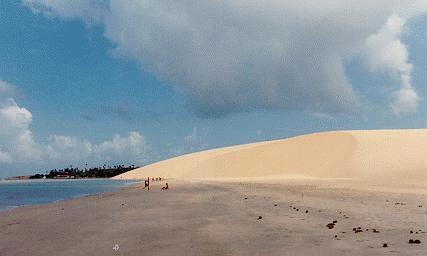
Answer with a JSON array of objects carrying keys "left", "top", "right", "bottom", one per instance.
[
  {"left": 2, "top": 129, "right": 427, "bottom": 255},
  {"left": 114, "top": 129, "right": 427, "bottom": 183},
  {"left": 0, "top": 179, "right": 425, "bottom": 256}
]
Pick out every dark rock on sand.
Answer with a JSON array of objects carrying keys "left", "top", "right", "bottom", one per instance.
[
  {"left": 353, "top": 227, "right": 363, "bottom": 233},
  {"left": 326, "top": 223, "right": 335, "bottom": 229},
  {"left": 409, "top": 239, "right": 421, "bottom": 244}
]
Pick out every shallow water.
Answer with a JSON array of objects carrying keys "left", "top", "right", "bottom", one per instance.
[{"left": 0, "top": 179, "right": 138, "bottom": 211}]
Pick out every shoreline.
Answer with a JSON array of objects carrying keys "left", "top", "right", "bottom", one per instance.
[
  {"left": 0, "top": 179, "right": 141, "bottom": 212},
  {"left": 1, "top": 179, "right": 425, "bottom": 255}
]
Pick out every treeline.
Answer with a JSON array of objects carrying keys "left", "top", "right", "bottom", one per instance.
[{"left": 29, "top": 165, "right": 138, "bottom": 179}]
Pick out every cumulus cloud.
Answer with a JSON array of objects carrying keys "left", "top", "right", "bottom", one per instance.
[
  {"left": 0, "top": 80, "right": 149, "bottom": 175},
  {"left": 45, "top": 132, "right": 149, "bottom": 166},
  {"left": 365, "top": 15, "right": 419, "bottom": 115},
  {"left": 46, "top": 135, "right": 93, "bottom": 163},
  {"left": 92, "top": 132, "right": 148, "bottom": 164},
  {"left": 0, "top": 98, "right": 42, "bottom": 162},
  {"left": 391, "top": 85, "right": 419, "bottom": 115},
  {"left": 23, "top": 1, "right": 427, "bottom": 116}
]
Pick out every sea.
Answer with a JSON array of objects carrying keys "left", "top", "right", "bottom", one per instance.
[{"left": 0, "top": 179, "right": 138, "bottom": 211}]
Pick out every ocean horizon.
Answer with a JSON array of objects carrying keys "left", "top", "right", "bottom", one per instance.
[{"left": 0, "top": 179, "right": 138, "bottom": 211}]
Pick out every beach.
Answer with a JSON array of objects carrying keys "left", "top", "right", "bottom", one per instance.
[
  {"left": 1, "top": 179, "right": 426, "bottom": 255},
  {"left": 2, "top": 129, "right": 427, "bottom": 255}
]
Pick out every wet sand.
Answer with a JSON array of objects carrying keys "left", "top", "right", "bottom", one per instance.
[{"left": 0, "top": 179, "right": 426, "bottom": 255}]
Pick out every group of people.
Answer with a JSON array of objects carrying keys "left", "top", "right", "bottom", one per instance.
[{"left": 143, "top": 177, "right": 169, "bottom": 191}]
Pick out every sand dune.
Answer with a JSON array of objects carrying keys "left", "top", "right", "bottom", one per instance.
[{"left": 114, "top": 129, "right": 427, "bottom": 182}]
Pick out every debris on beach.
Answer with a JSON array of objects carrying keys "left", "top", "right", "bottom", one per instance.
[
  {"left": 326, "top": 223, "right": 335, "bottom": 229},
  {"left": 409, "top": 239, "right": 421, "bottom": 244},
  {"left": 353, "top": 227, "right": 363, "bottom": 233}
]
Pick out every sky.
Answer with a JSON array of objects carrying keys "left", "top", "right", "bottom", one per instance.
[{"left": 0, "top": 1, "right": 426, "bottom": 177}]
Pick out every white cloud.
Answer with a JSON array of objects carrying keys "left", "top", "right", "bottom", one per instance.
[
  {"left": 44, "top": 132, "right": 149, "bottom": 166},
  {"left": 46, "top": 135, "right": 92, "bottom": 163},
  {"left": 93, "top": 132, "right": 148, "bottom": 164},
  {"left": 0, "top": 98, "right": 42, "bottom": 162},
  {"left": 0, "top": 80, "right": 149, "bottom": 175},
  {"left": 20, "top": 1, "right": 427, "bottom": 117},
  {"left": 0, "top": 81, "right": 46, "bottom": 166},
  {"left": 366, "top": 15, "right": 411, "bottom": 75},
  {"left": 365, "top": 15, "right": 419, "bottom": 115},
  {"left": 391, "top": 86, "right": 419, "bottom": 116}
]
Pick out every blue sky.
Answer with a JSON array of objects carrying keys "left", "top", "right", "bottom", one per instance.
[{"left": 0, "top": 1, "right": 426, "bottom": 177}]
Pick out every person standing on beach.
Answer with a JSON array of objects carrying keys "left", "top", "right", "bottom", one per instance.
[{"left": 144, "top": 177, "right": 150, "bottom": 191}]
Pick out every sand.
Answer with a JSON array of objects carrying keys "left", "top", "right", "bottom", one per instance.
[
  {"left": 0, "top": 179, "right": 426, "bottom": 255},
  {"left": 114, "top": 129, "right": 427, "bottom": 183}
]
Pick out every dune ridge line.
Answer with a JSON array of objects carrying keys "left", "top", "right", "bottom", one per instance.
[{"left": 114, "top": 129, "right": 427, "bottom": 181}]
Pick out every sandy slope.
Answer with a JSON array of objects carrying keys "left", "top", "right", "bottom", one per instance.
[{"left": 114, "top": 129, "right": 427, "bottom": 182}]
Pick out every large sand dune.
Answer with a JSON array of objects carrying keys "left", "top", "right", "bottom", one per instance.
[{"left": 114, "top": 129, "right": 427, "bottom": 182}]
